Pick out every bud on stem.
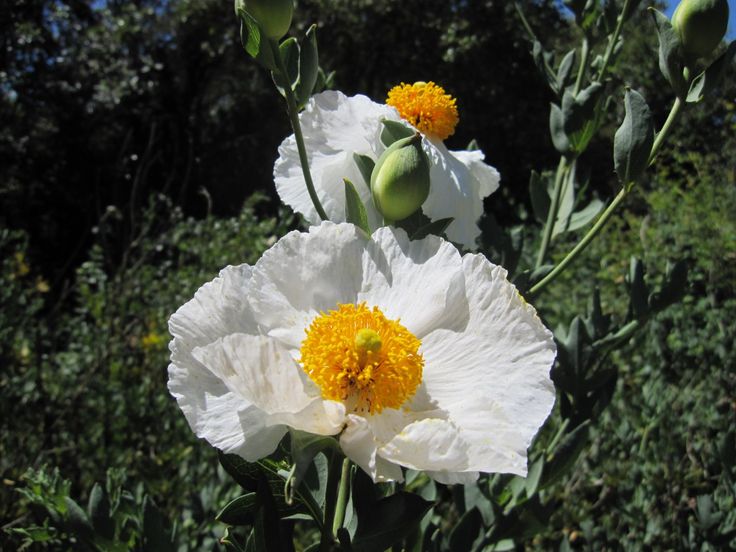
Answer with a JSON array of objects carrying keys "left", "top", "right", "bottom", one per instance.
[
  {"left": 371, "top": 133, "right": 431, "bottom": 222},
  {"left": 239, "top": 0, "right": 294, "bottom": 40},
  {"left": 672, "top": 0, "right": 729, "bottom": 59}
]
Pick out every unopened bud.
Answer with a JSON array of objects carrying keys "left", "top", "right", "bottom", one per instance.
[
  {"left": 240, "top": 0, "right": 294, "bottom": 40},
  {"left": 371, "top": 133, "right": 431, "bottom": 222},
  {"left": 672, "top": 0, "right": 729, "bottom": 59}
]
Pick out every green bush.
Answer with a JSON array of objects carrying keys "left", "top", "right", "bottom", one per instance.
[
  {"left": 1, "top": 195, "right": 293, "bottom": 550},
  {"left": 535, "top": 149, "right": 736, "bottom": 549}
]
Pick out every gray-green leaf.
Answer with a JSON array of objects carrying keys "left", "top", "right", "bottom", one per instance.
[
  {"left": 271, "top": 37, "right": 300, "bottom": 95},
  {"left": 353, "top": 153, "right": 375, "bottom": 189},
  {"left": 687, "top": 41, "right": 736, "bottom": 103},
  {"left": 613, "top": 88, "right": 654, "bottom": 186},
  {"left": 549, "top": 103, "right": 571, "bottom": 155},
  {"left": 237, "top": 11, "right": 276, "bottom": 71},
  {"left": 295, "top": 25, "right": 319, "bottom": 108},
  {"left": 380, "top": 119, "right": 415, "bottom": 147},
  {"left": 344, "top": 178, "right": 371, "bottom": 235},
  {"left": 650, "top": 8, "right": 688, "bottom": 98}
]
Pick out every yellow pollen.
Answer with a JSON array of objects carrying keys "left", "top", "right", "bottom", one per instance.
[
  {"left": 299, "top": 303, "right": 423, "bottom": 415},
  {"left": 386, "top": 81, "right": 459, "bottom": 141}
]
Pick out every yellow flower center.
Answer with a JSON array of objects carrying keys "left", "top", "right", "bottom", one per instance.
[
  {"left": 299, "top": 303, "right": 423, "bottom": 415},
  {"left": 386, "top": 81, "right": 459, "bottom": 141}
]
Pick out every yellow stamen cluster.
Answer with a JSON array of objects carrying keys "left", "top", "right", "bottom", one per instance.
[
  {"left": 299, "top": 303, "right": 423, "bottom": 415},
  {"left": 386, "top": 81, "right": 459, "bottom": 141}
]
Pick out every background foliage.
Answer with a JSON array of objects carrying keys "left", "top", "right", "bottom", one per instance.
[{"left": 1, "top": 0, "right": 734, "bottom": 549}]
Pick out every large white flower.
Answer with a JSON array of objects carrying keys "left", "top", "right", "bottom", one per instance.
[
  {"left": 274, "top": 87, "right": 500, "bottom": 250},
  {"left": 168, "top": 222, "right": 555, "bottom": 484}
]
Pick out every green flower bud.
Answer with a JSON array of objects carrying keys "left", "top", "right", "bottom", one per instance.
[
  {"left": 672, "top": 0, "right": 729, "bottom": 59},
  {"left": 239, "top": 0, "right": 294, "bottom": 40},
  {"left": 371, "top": 133, "right": 431, "bottom": 222}
]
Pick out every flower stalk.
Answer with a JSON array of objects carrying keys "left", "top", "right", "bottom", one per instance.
[
  {"left": 530, "top": 96, "right": 684, "bottom": 296},
  {"left": 595, "top": 0, "right": 633, "bottom": 82},
  {"left": 332, "top": 458, "right": 352, "bottom": 535},
  {"left": 535, "top": 157, "right": 569, "bottom": 269},
  {"left": 270, "top": 39, "right": 329, "bottom": 222},
  {"left": 320, "top": 451, "right": 344, "bottom": 551}
]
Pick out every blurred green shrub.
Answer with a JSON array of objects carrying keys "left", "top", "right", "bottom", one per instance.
[
  {"left": 535, "top": 147, "right": 736, "bottom": 549},
  {"left": 1, "top": 195, "right": 293, "bottom": 549}
]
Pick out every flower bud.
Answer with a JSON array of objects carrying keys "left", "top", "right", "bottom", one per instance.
[
  {"left": 241, "top": 0, "right": 294, "bottom": 40},
  {"left": 672, "top": 0, "right": 729, "bottom": 59},
  {"left": 371, "top": 133, "right": 431, "bottom": 222}
]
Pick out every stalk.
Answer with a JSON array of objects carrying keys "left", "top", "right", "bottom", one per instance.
[
  {"left": 535, "top": 158, "right": 568, "bottom": 268},
  {"left": 529, "top": 97, "right": 684, "bottom": 296},
  {"left": 331, "top": 458, "right": 352, "bottom": 535},
  {"left": 270, "top": 40, "right": 329, "bottom": 221},
  {"left": 595, "top": 0, "right": 633, "bottom": 82}
]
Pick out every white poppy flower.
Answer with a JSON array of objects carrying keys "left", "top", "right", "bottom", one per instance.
[
  {"left": 168, "top": 222, "right": 555, "bottom": 484},
  {"left": 274, "top": 84, "right": 500, "bottom": 250}
]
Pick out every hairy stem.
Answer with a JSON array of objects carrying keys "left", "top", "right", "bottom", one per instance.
[
  {"left": 574, "top": 36, "right": 590, "bottom": 95},
  {"left": 320, "top": 452, "right": 343, "bottom": 551},
  {"left": 529, "top": 96, "right": 684, "bottom": 296},
  {"left": 535, "top": 158, "right": 568, "bottom": 268},
  {"left": 271, "top": 40, "right": 329, "bottom": 221},
  {"left": 331, "top": 458, "right": 352, "bottom": 535},
  {"left": 595, "top": 0, "right": 633, "bottom": 82}
]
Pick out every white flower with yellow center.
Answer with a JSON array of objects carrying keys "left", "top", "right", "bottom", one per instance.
[
  {"left": 274, "top": 83, "right": 500, "bottom": 250},
  {"left": 168, "top": 222, "right": 555, "bottom": 483}
]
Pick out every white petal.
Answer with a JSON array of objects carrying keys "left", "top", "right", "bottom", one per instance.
[
  {"left": 186, "top": 395, "right": 285, "bottom": 462},
  {"left": 426, "top": 471, "right": 480, "bottom": 485},
  {"left": 358, "top": 226, "right": 469, "bottom": 337},
  {"left": 339, "top": 414, "right": 403, "bottom": 482},
  {"left": 249, "top": 222, "right": 369, "bottom": 350},
  {"left": 378, "top": 418, "right": 471, "bottom": 473},
  {"left": 420, "top": 254, "right": 556, "bottom": 475},
  {"left": 168, "top": 356, "right": 285, "bottom": 462},
  {"left": 451, "top": 149, "right": 501, "bottom": 200},
  {"left": 274, "top": 91, "right": 400, "bottom": 230},
  {"left": 168, "top": 264, "right": 257, "bottom": 351},
  {"left": 192, "top": 334, "right": 345, "bottom": 436},
  {"left": 273, "top": 91, "right": 499, "bottom": 250},
  {"left": 168, "top": 265, "right": 268, "bottom": 458},
  {"left": 422, "top": 140, "right": 500, "bottom": 250}
]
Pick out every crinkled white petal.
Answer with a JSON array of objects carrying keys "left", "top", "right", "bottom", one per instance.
[
  {"left": 249, "top": 222, "right": 368, "bottom": 351},
  {"left": 191, "top": 334, "right": 344, "bottom": 436},
  {"left": 274, "top": 91, "right": 397, "bottom": 231},
  {"left": 422, "top": 140, "right": 499, "bottom": 250},
  {"left": 249, "top": 223, "right": 470, "bottom": 354},
  {"left": 168, "top": 265, "right": 267, "bottom": 458},
  {"left": 359, "top": 226, "right": 470, "bottom": 337},
  {"left": 169, "top": 221, "right": 556, "bottom": 482},
  {"left": 340, "top": 414, "right": 404, "bottom": 483},
  {"left": 273, "top": 91, "right": 500, "bottom": 249},
  {"left": 418, "top": 253, "right": 556, "bottom": 477},
  {"left": 378, "top": 418, "right": 471, "bottom": 473}
]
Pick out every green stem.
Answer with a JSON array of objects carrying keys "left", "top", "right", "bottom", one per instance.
[
  {"left": 574, "top": 36, "right": 590, "bottom": 95},
  {"left": 595, "top": 0, "right": 632, "bottom": 82},
  {"left": 649, "top": 96, "right": 683, "bottom": 167},
  {"left": 514, "top": 2, "right": 537, "bottom": 42},
  {"left": 530, "top": 188, "right": 627, "bottom": 296},
  {"left": 535, "top": 158, "right": 568, "bottom": 268},
  {"left": 331, "top": 458, "right": 352, "bottom": 535},
  {"left": 320, "top": 452, "right": 343, "bottom": 552},
  {"left": 270, "top": 40, "right": 329, "bottom": 221},
  {"left": 529, "top": 96, "right": 684, "bottom": 297}
]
